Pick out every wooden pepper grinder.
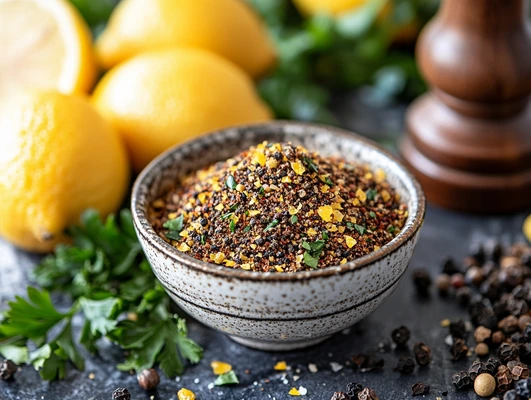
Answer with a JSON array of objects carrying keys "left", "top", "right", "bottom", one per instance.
[{"left": 401, "top": 0, "right": 531, "bottom": 213}]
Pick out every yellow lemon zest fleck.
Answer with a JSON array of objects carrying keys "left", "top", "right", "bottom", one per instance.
[
  {"left": 211, "top": 361, "right": 232, "bottom": 375},
  {"left": 210, "top": 252, "right": 226, "bottom": 264},
  {"left": 168, "top": 212, "right": 178, "bottom": 220},
  {"left": 296, "top": 254, "right": 303, "bottom": 263},
  {"left": 290, "top": 161, "right": 306, "bottom": 175},
  {"left": 275, "top": 265, "right": 284, "bottom": 272},
  {"left": 249, "top": 210, "right": 261, "bottom": 216},
  {"left": 356, "top": 188, "right": 366, "bottom": 202},
  {"left": 289, "top": 388, "right": 301, "bottom": 396},
  {"left": 177, "top": 388, "right": 196, "bottom": 400},
  {"left": 381, "top": 189, "right": 391, "bottom": 202},
  {"left": 331, "top": 202, "right": 342, "bottom": 210},
  {"left": 236, "top": 184, "right": 245, "bottom": 192},
  {"left": 345, "top": 236, "right": 357, "bottom": 248},
  {"left": 321, "top": 185, "right": 329, "bottom": 193},
  {"left": 212, "top": 182, "right": 221, "bottom": 191},
  {"left": 288, "top": 206, "right": 298, "bottom": 215},
  {"left": 254, "top": 150, "right": 266, "bottom": 166},
  {"left": 224, "top": 260, "right": 236, "bottom": 267},
  {"left": 317, "top": 205, "right": 334, "bottom": 222},
  {"left": 198, "top": 193, "right": 207, "bottom": 204},
  {"left": 340, "top": 258, "right": 347, "bottom": 265},
  {"left": 180, "top": 230, "right": 189, "bottom": 239},
  {"left": 281, "top": 176, "right": 292, "bottom": 183},
  {"left": 352, "top": 198, "right": 360, "bottom": 206},
  {"left": 333, "top": 210, "right": 344, "bottom": 222},
  {"left": 364, "top": 172, "right": 373, "bottom": 180},
  {"left": 338, "top": 226, "right": 345, "bottom": 233},
  {"left": 266, "top": 159, "right": 278, "bottom": 169},
  {"left": 178, "top": 242, "right": 190, "bottom": 252},
  {"left": 375, "top": 168, "right": 386, "bottom": 183},
  {"left": 215, "top": 203, "right": 224, "bottom": 211},
  {"left": 307, "top": 228, "right": 318, "bottom": 236},
  {"left": 374, "top": 245, "right": 381, "bottom": 251},
  {"left": 274, "top": 361, "right": 287, "bottom": 371},
  {"left": 241, "top": 263, "right": 251, "bottom": 270}
]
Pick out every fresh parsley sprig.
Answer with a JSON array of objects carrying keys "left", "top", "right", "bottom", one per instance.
[{"left": 0, "top": 209, "right": 203, "bottom": 381}]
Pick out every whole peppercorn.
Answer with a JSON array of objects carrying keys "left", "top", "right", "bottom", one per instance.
[
  {"left": 515, "top": 377, "right": 531, "bottom": 398},
  {"left": 474, "top": 326, "right": 493, "bottom": 343},
  {"left": 523, "top": 323, "right": 531, "bottom": 341},
  {"left": 519, "top": 343, "right": 531, "bottom": 364},
  {"left": 442, "top": 257, "right": 460, "bottom": 275},
  {"left": 395, "top": 356, "right": 415, "bottom": 374},
  {"left": 474, "top": 373, "right": 496, "bottom": 397},
  {"left": 496, "top": 366, "right": 513, "bottom": 392},
  {"left": 449, "top": 320, "right": 467, "bottom": 339},
  {"left": 476, "top": 343, "right": 490, "bottom": 357},
  {"left": 468, "top": 360, "right": 488, "bottom": 380},
  {"left": 138, "top": 368, "right": 160, "bottom": 390},
  {"left": 476, "top": 307, "right": 499, "bottom": 330},
  {"left": 346, "top": 382, "right": 363, "bottom": 398},
  {"left": 508, "top": 361, "right": 530, "bottom": 380},
  {"left": 357, "top": 388, "right": 379, "bottom": 400},
  {"left": 411, "top": 382, "right": 430, "bottom": 396},
  {"left": 452, "top": 371, "right": 472, "bottom": 390},
  {"left": 465, "top": 266, "right": 484, "bottom": 286},
  {"left": 412, "top": 269, "right": 432, "bottom": 295},
  {"left": 456, "top": 287, "right": 472, "bottom": 306},
  {"left": 463, "top": 255, "right": 480, "bottom": 270},
  {"left": 391, "top": 326, "right": 410, "bottom": 347},
  {"left": 498, "top": 343, "right": 518, "bottom": 364},
  {"left": 330, "top": 392, "right": 350, "bottom": 400},
  {"left": 112, "top": 388, "right": 131, "bottom": 400},
  {"left": 413, "top": 342, "right": 432, "bottom": 366},
  {"left": 0, "top": 360, "right": 17, "bottom": 381},
  {"left": 451, "top": 338, "right": 469, "bottom": 361},
  {"left": 492, "top": 331, "right": 506, "bottom": 346},
  {"left": 488, "top": 240, "right": 504, "bottom": 262},
  {"left": 502, "top": 390, "right": 517, "bottom": 400},
  {"left": 484, "top": 358, "right": 501, "bottom": 375},
  {"left": 435, "top": 274, "right": 451, "bottom": 296},
  {"left": 451, "top": 273, "right": 465, "bottom": 289},
  {"left": 519, "top": 316, "right": 531, "bottom": 331}
]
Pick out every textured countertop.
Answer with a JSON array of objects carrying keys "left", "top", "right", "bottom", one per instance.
[{"left": 1, "top": 95, "right": 529, "bottom": 400}]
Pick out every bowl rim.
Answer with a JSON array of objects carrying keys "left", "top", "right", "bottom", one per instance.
[{"left": 131, "top": 121, "right": 426, "bottom": 281}]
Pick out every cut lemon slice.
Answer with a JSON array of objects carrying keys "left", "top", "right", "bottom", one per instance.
[{"left": 0, "top": 0, "right": 96, "bottom": 102}]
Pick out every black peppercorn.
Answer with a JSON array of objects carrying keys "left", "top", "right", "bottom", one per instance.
[
  {"left": 346, "top": 382, "right": 363, "bottom": 398},
  {"left": 508, "top": 361, "right": 530, "bottom": 380},
  {"left": 451, "top": 338, "right": 469, "bottom": 361},
  {"left": 499, "top": 315, "right": 520, "bottom": 335},
  {"left": 449, "top": 320, "right": 467, "bottom": 339},
  {"left": 456, "top": 287, "right": 472, "bottom": 306},
  {"left": 395, "top": 356, "right": 415, "bottom": 374},
  {"left": 112, "top": 388, "right": 131, "bottom": 400},
  {"left": 496, "top": 365, "right": 513, "bottom": 392},
  {"left": 519, "top": 342, "right": 531, "bottom": 364},
  {"left": 436, "top": 274, "right": 451, "bottom": 295},
  {"left": 137, "top": 368, "right": 160, "bottom": 390},
  {"left": 357, "top": 387, "right": 379, "bottom": 400},
  {"left": 330, "top": 392, "right": 350, "bottom": 400},
  {"left": 391, "top": 326, "right": 410, "bottom": 347},
  {"left": 413, "top": 342, "right": 432, "bottom": 366},
  {"left": 441, "top": 257, "right": 460, "bottom": 275},
  {"left": 515, "top": 377, "right": 531, "bottom": 398},
  {"left": 452, "top": 371, "right": 472, "bottom": 390},
  {"left": 523, "top": 323, "right": 531, "bottom": 342},
  {"left": 498, "top": 343, "right": 518, "bottom": 364},
  {"left": 484, "top": 358, "right": 501, "bottom": 375},
  {"left": 412, "top": 269, "right": 432, "bottom": 295},
  {"left": 411, "top": 382, "right": 430, "bottom": 396},
  {"left": 468, "top": 360, "right": 488, "bottom": 380},
  {"left": 0, "top": 360, "right": 17, "bottom": 381}
]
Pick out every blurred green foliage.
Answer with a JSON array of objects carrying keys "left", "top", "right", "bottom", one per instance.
[{"left": 70, "top": 0, "right": 439, "bottom": 123}]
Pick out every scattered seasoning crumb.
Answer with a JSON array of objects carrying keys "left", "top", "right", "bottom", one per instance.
[
  {"left": 193, "top": 378, "right": 200, "bottom": 384},
  {"left": 391, "top": 325, "right": 410, "bottom": 347},
  {"left": 413, "top": 342, "right": 432, "bottom": 366},
  {"left": 293, "top": 375, "right": 300, "bottom": 381},
  {"left": 177, "top": 388, "right": 196, "bottom": 400},
  {"left": 88, "top": 373, "right": 95, "bottom": 380},
  {"left": 440, "top": 319, "right": 451, "bottom": 327},
  {"left": 151, "top": 142, "right": 407, "bottom": 272},
  {"left": 274, "top": 361, "right": 287, "bottom": 371},
  {"left": 330, "top": 362, "right": 343, "bottom": 372},
  {"left": 289, "top": 387, "right": 301, "bottom": 396},
  {"left": 0, "top": 360, "right": 17, "bottom": 381},
  {"left": 395, "top": 356, "right": 415, "bottom": 374},
  {"left": 308, "top": 363, "right": 318, "bottom": 373},
  {"left": 208, "top": 382, "right": 215, "bottom": 390},
  {"left": 211, "top": 361, "right": 232, "bottom": 375},
  {"left": 330, "top": 392, "right": 350, "bottom": 400},
  {"left": 298, "top": 386, "right": 308, "bottom": 395}
]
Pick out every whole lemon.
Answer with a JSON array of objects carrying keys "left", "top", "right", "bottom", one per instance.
[
  {"left": 0, "top": 91, "right": 129, "bottom": 253},
  {"left": 95, "top": 0, "right": 276, "bottom": 78},
  {"left": 92, "top": 48, "right": 272, "bottom": 172},
  {"left": 0, "top": 0, "right": 96, "bottom": 103}
]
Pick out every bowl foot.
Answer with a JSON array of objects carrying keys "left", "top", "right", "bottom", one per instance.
[{"left": 228, "top": 334, "right": 332, "bottom": 351}]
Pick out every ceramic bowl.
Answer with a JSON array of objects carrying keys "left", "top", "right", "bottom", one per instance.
[{"left": 131, "top": 122, "right": 425, "bottom": 351}]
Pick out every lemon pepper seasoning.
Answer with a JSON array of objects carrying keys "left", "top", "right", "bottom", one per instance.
[{"left": 151, "top": 142, "right": 407, "bottom": 272}]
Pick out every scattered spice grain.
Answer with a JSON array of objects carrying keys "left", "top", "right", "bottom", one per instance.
[
  {"left": 395, "top": 356, "right": 415, "bottom": 374},
  {"left": 137, "top": 368, "right": 160, "bottom": 390},
  {"left": 151, "top": 142, "right": 407, "bottom": 272},
  {"left": 0, "top": 360, "right": 17, "bottom": 381},
  {"left": 411, "top": 382, "right": 430, "bottom": 396},
  {"left": 391, "top": 326, "right": 411, "bottom": 347},
  {"left": 112, "top": 388, "right": 131, "bottom": 400},
  {"left": 413, "top": 342, "right": 432, "bottom": 366}
]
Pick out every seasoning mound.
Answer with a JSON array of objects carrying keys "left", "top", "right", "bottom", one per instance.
[{"left": 150, "top": 142, "right": 407, "bottom": 272}]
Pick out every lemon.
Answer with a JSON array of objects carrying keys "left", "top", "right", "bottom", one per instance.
[
  {"left": 292, "top": 0, "right": 419, "bottom": 42},
  {"left": 95, "top": 0, "right": 276, "bottom": 78},
  {"left": 0, "top": 0, "right": 96, "bottom": 103},
  {"left": 0, "top": 91, "right": 129, "bottom": 253},
  {"left": 92, "top": 48, "right": 272, "bottom": 172}
]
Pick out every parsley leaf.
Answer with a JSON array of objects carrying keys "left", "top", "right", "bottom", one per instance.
[
  {"left": 303, "top": 252, "right": 319, "bottom": 269},
  {"left": 226, "top": 175, "right": 237, "bottom": 190},
  {"left": 215, "top": 370, "right": 239, "bottom": 386},
  {"left": 354, "top": 224, "right": 366, "bottom": 235},
  {"left": 163, "top": 214, "right": 184, "bottom": 240},
  {"left": 301, "top": 239, "right": 326, "bottom": 269},
  {"left": 290, "top": 215, "right": 298, "bottom": 224},
  {"left": 369, "top": 211, "right": 377, "bottom": 218},
  {"left": 264, "top": 219, "right": 279, "bottom": 232}
]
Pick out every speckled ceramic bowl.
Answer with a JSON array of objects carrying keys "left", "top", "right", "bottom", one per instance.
[{"left": 131, "top": 122, "right": 425, "bottom": 351}]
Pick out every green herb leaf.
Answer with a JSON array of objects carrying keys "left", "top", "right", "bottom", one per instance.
[
  {"left": 229, "top": 219, "right": 236, "bottom": 233},
  {"left": 369, "top": 211, "right": 377, "bottom": 218},
  {"left": 366, "top": 188, "right": 377, "bottom": 201},
  {"left": 354, "top": 224, "right": 366, "bottom": 235},
  {"left": 264, "top": 219, "right": 279, "bottom": 232},
  {"left": 303, "top": 157, "right": 319, "bottom": 173},
  {"left": 387, "top": 225, "right": 395, "bottom": 233},
  {"left": 258, "top": 186, "right": 265, "bottom": 196},
  {"left": 290, "top": 215, "right": 298, "bottom": 224},
  {"left": 322, "top": 231, "right": 329, "bottom": 240},
  {"left": 163, "top": 214, "right": 184, "bottom": 240},
  {"left": 0, "top": 345, "right": 29, "bottom": 364},
  {"left": 303, "top": 252, "right": 319, "bottom": 269},
  {"left": 243, "top": 225, "right": 251, "bottom": 233},
  {"left": 226, "top": 175, "right": 237, "bottom": 190},
  {"left": 215, "top": 370, "right": 239, "bottom": 386},
  {"left": 200, "top": 235, "right": 206, "bottom": 245},
  {"left": 79, "top": 297, "right": 122, "bottom": 336},
  {"left": 220, "top": 212, "right": 234, "bottom": 220}
]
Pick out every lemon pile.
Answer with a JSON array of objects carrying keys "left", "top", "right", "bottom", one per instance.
[{"left": 0, "top": 0, "right": 274, "bottom": 252}]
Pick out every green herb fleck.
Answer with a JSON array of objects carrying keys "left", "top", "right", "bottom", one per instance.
[
  {"left": 301, "top": 239, "right": 326, "bottom": 269},
  {"left": 366, "top": 188, "right": 377, "bottom": 201},
  {"left": 229, "top": 219, "right": 236, "bottom": 233},
  {"left": 226, "top": 175, "right": 237, "bottom": 190},
  {"left": 369, "top": 211, "right": 377, "bottom": 218},
  {"left": 387, "top": 225, "right": 395, "bottom": 233},
  {"left": 258, "top": 187, "right": 265, "bottom": 196},
  {"left": 303, "top": 252, "right": 319, "bottom": 269},
  {"left": 229, "top": 203, "right": 239, "bottom": 211},
  {"left": 264, "top": 219, "right": 279, "bottom": 232},
  {"left": 200, "top": 235, "right": 206, "bottom": 245},
  {"left": 324, "top": 176, "right": 334, "bottom": 186},
  {"left": 322, "top": 231, "right": 329, "bottom": 240},
  {"left": 220, "top": 212, "right": 234, "bottom": 220},
  {"left": 215, "top": 370, "right": 239, "bottom": 386},
  {"left": 290, "top": 215, "right": 298, "bottom": 224},
  {"left": 303, "top": 157, "right": 319, "bottom": 173},
  {"left": 163, "top": 214, "right": 184, "bottom": 240},
  {"left": 243, "top": 225, "right": 251, "bottom": 233},
  {"left": 354, "top": 224, "right": 366, "bottom": 235}
]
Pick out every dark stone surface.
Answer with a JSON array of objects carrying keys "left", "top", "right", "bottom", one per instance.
[{"left": 1, "top": 97, "right": 529, "bottom": 399}]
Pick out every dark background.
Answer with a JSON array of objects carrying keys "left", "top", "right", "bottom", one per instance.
[{"left": 1, "top": 96, "right": 529, "bottom": 400}]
